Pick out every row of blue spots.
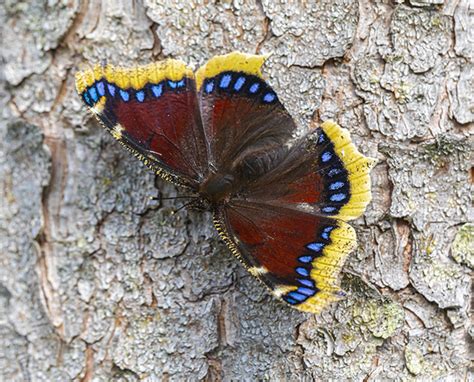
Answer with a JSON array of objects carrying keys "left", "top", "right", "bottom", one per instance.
[
  {"left": 297, "top": 224, "right": 335, "bottom": 265},
  {"left": 284, "top": 276, "right": 318, "bottom": 305},
  {"left": 204, "top": 73, "right": 277, "bottom": 104},
  {"left": 314, "top": 131, "right": 350, "bottom": 215},
  {"left": 83, "top": 78, "right": 186, "bottom": 106},
  {"left": 284, "top": 224, "right": 337, "bottom": 305}
]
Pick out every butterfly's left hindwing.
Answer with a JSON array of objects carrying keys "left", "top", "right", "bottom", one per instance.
[
  {"left": 75, "top": 61, "right": 208, "bottom": 187},
  {"left": 195, "top": 52, "right": 297, "bottom": 179}
]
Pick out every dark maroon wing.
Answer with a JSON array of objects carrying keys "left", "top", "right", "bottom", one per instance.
[
  {"left": 240, "top": 121, "right": 376, "bottom": 222},
  {"left": 195, "top": 52, "right": 296, "bottom": 181},
  {"left": 75, "top": 61, "right": 208, "bottom": 188},
  {"left": 214, "top": 201, "right": 357, "bottom": 313}
]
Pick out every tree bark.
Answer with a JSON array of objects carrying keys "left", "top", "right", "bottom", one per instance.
[{"left": 1, "top": 0, "right": 472, "bottom": 380}]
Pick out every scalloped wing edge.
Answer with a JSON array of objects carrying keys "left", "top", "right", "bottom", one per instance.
[
  {"left": 321, "top": 120, "right": 377, "bottom": 221},
  {"left": 75, "top": 60, "right": 194, "bottom": 95},
  {"left": 293, "top": 221, "right": 356, "bottom": 314},
  {"left": 195, "top": 51, "right": 269, "bottom": 90}
]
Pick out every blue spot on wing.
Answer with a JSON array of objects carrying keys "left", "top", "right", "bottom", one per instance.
[
  {"left": 298, "top": 278, "right": 315, "bottom": 288},
  {"left": 249, "top": 83, "right": 260, "bottom": 93},
  {"left": 234, "top": 76, "right": 246, "bottom": 91},
  {"left": 83, "top": 92, "right": 91, "bottom": 106},
  {"left": 287, "top": 291, "right": 308, "bottom": 302},
  {"left": 329, "top": 181, "right": 345, "bottom": 190},
  {"left": 298, "top": 255, "right": 313, "bottom": 263},
  {"left": 136, "top": 90, "right": 145, "bottom": 102},
  {"left": 263, "top": 92, "right": 276, "bottom": 103},
  {"left": 220, "top": 74, "right": 232, "bottom": 88},
  {"left": 296, "top": 267, "right": 309, "bottom": 277},
  {"left": 96, "top": 81, "right": 105, "bottom": 96},
  {"left": 168, "top": 79, "right": 185, "bottom": 89},
  {"left": 330, "top": 193, "right": 347, "bottom": 202},
  {"left": 297, "top": 287, "right": 316, "bottom": 296},
  {"left": 119, "top": 89, "right": 129, "bottom": 102},
  {"left": 322, "top": 206, "right": 336, "bottom": 213},
  {"left": 328, "top": 168, "right": 342, "bottom": 177},
  {"left": 284, "top": 296, "right": 298, "bottom": 305},
  {"left": 89, "top": 86, "right": 98, "bottom": 103},
  {"left": 307, "top": 242, "right": 324, "bottom": 252},
  {"left": 152, "top": 84, "right": 162, "bottom": 97},
  {"left": 321, "top": 226, "right": 334, "bottom": 240},
  {"left": 205, "top": 80, "right": 214, "bottom": 94},
  {"left": 321, "top": 151, "right": 332, "bottom": 162},
  {"left": 107, "top": 83, "right": 116, "bottom": 96}
]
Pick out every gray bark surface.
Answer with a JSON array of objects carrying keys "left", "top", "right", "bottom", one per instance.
[{"left": 1, "top": 0, "right": 472, "bottom": 380}]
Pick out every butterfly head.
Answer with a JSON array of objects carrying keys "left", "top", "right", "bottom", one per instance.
[{"left": 199, "top": 172, "right": 236, "bottom": 205}]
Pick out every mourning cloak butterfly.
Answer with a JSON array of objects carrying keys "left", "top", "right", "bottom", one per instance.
[{"left": 75, "top": 52, "right": 376, "bottom": 313}]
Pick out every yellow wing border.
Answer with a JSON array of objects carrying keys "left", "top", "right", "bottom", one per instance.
[
  {"left": 320, "top": 120, "right": 377, "bottom": 221},
  {"left": 195, "top": 51, "right": 268, "bottom": 90},
  {"left": 75, "top": 60, "right": 194, "bottom": 95}
]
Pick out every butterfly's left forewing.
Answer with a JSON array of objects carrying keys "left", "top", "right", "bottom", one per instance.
[{"left": 75, "top": 61, "right": 208, "bottom": 187}]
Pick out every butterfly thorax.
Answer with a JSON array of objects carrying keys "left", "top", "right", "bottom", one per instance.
[{"left": 199, "top": 172, "right": 236, "bottom": 204}]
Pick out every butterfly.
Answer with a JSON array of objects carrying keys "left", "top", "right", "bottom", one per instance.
[{"left": 75, "top": 52, "right": 376, "bottom": 313}]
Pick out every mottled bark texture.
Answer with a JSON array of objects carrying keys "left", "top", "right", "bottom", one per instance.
[{"left": 1, "top": 0, "right": 472, "bottom": 380}]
